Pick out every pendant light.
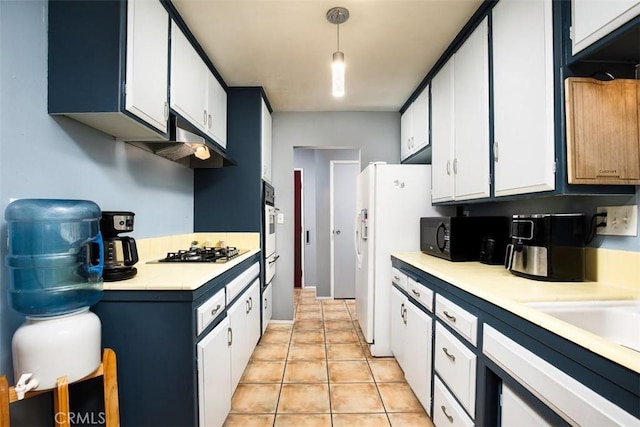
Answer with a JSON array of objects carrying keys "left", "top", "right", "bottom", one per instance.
[{"left": 327, "top": 7, "right": 349, "bottom": 98}]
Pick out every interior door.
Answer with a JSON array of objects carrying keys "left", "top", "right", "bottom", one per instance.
[
  {"left": 294, "top": 170, "right": 303, "bottom": 288},
  {"left": 332, "top": 161, "right": 360, "bottom": 299}
]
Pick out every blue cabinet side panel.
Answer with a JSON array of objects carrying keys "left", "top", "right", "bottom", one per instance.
[
  {"left": 194, "top": 88, "right": 262, "bottom": 232},
  {"left": 48, "top": 0, "right": 124, "bottom": 113},
  {"left": 91, "top": 300, "right": 196, "bottom": 427}
]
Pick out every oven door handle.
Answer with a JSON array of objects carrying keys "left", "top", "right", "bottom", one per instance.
[{"left": 268, "top": 255, "right": 280, "bottom": 264}]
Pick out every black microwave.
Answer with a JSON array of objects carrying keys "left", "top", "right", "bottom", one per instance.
[{"left": 420, "top": 216, "right": 510, "bottom": 262}]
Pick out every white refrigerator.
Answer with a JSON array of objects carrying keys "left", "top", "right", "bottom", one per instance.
[{"left": 354, "top": 163, "right": 450, "bottom": 357}]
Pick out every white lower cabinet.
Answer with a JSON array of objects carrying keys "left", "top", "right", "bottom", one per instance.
[
  {"left": 197, "top": 317, "right": 231, "bottom": 427},
  {"left": 229, "top": 279, "right": 261, "bottom": 392},
  {"left": 197, "top": 277, "right": 261, "bottom": 427},
  {"left": 390, "top": 285, "right": 433, "bottom": 415},
  {"left": 434, "top": 376, "right": 474, "bottom": 427},
  {"left": 404, "top": 299, "right": 433, "bottom": 414},
  {"left": 434, "top": 322, "right": 476, "bottom": 417},
  {"left": 391, "top": 286, "right": 408, "bottom": 369},
  {"left": 483, "top": 324, "right": 639, "bottom": 426},
  {"left": 262, "top": 282, "right": 273, "bottom": 334},
  {"left": 501, "top": 384, "right": 551, "bottom": 427}
]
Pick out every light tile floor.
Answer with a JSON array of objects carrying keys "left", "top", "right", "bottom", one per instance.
[{"left": 223, "top": 288, "right": 435, "bottom": 427}]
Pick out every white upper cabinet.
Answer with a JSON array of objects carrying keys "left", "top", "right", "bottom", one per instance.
[
  {"left": 400, "top": 88, "right": 430, "bottom": 161},
  {"left": 261, "top": 98, "right": 273, "bottom": 183},
  {"left": 453, "top": 17, "right": 490, "bottom": 201},
  {"left": 431, "top": 57, "right": 456, "bottom": 203},
  {"left": 125, "top": 0, "right": 169, "bottom": 134},
  {"left": 206, "top": 72, "right": 227, "bottom": 148},
  {"left": 170, "top": 21, "right": 228, "bottom": 149},
  {"left": 571, "top": 0, "right": 640, "bottom": 55},
  {"left": 170, "top": 21, "right": 207, "bottom": 131},
  {"left": 400, "top": 103, "right": 413, "bottom": 161},
  {"left": 492, "top": 0, "right": 556, "bottom": 197}
]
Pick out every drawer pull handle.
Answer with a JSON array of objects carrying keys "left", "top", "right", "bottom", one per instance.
[
  {"left": 210, "top": 304, "right": 221, "bottom": 316},
  {"left": 443, "top": 310, "right": 457, "bottom": 323},
  {"left": 403, "top": 307, "right": 407, "bottom": 325},
  {"left": 393, "top": 275, "right": 400, "bottom": 281},
  {"left": 411, "top": 289, "right": 421, "bottom": 298},
  {"left": 400, "top": 303, "right": 405, "bottom": 319},
  {"left": 441, "top": 405, "right": 454, "bottom": 423},
  {"left": 246, "top": 300, "right": 250, "bottom": 314},
  {"left": 442, "top": 347, "right": 456, "bottom": 362},
  {"left": 228, "top": 327, "right": 233, "bottom": 346}
]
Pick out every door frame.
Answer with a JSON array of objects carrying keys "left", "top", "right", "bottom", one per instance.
[
  {"left": 329, "top": 160, "right": 360, "bottom": 299},
  {"left": 294, "top": 168, "right": 305, "bottom": 288}
]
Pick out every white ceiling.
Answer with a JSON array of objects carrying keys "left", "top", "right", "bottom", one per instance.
[{"left": 172, "top": 0, "right": 483, "bottom": 112}]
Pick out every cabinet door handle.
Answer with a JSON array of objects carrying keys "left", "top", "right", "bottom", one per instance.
[
  {"left": 228, "top": 327, "right": 233, "bottom": 346},
  {"left": 208, "top": 114, "right": 212, "bottom": 129},
  {"left": 403, "top": 307, "right": 407, "bottom": 325},
  {"left": 442, "top": 347, "right": 456, "bottom": 362},
  {"left": 400, "top": 302, "right": 405, "bottom": 319},
  {"left": 246, "top": 299, "right": 250, "bottom": 314},
  {"left": 494, "top": 142, "right": 498, "bottom": 162},
  {"left": 210, "top": 304, "right": 221, "bottom": 316},
  {"left": 440, "top": 405, "right": 454, "bottom": 423},
  {"left": 203, "top": 109, "right": 208, "bottom": 125},
  {"left": 163, "top": 101, "right": 169, "bottom": 122},
  {"left": 249, "top": 296, "right": 253, "bottom": 310},
  {"left": 411, "top": 289, "right": 421, "bottom": 298},
  {"left": 264, "top": 297, "right": 268, "bottom": 310},
  {"left": 446, "top": 160, "right": 451, "bottom": 175},
  {"left": 453, "top": 158, "right": 458, "bottom": 174},
  {"left": 443, "top": 310, "right": 457, "bottom": 323}
]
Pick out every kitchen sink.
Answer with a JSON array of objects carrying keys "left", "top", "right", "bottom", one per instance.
[{"left": 525, "top": 300, "right": 640, "bottom": 352}]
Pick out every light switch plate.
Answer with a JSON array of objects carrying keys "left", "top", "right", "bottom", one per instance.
[
  {"left": 596, "top": 205, "right": 638, "bottom": 236},
  {"left": 277, "top": 213, "right": 284, "bottom": 224}
]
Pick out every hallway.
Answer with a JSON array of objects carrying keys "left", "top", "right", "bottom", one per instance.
[{"left": 223, "top": 287, "right": 434, "bottom": 426}]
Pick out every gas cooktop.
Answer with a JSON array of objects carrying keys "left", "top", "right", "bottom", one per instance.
[{"left": 149, "top": 246, "right": 248, "bottom": 264}]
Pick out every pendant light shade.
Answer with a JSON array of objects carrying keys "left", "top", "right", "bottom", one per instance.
[
  {"left": 327, "top": 7, "right": 349, "bottom": 98},
  {"left": 332, "top": 51, "right": 345, "bottom": 97}
]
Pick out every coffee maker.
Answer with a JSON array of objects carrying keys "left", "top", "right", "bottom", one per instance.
[
  {"left": 100, "top": 211, "right": 139, "bottom": 281},
  {"left": 504, "top": 214, "right": 585, "bottom": 281}
]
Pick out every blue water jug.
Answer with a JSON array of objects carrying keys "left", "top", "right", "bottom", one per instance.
[{"left": 5, "top": 199, "right": 104, "bottom": 316}]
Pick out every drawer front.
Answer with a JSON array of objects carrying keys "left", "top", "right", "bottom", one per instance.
[
  {"left": 435, "top": 322, "right": 477, "bottom": 416},
  {"left": 226, "top": 262, "right": 260, "bottom": 305},
  {"left": 436, "top": 294, "right": 478, "bottom": 346},
  {"left": 407, "top": 277, "right": 433, "bottom": 312},
  {"left": 391, "top": 267, "right": 407, "bottom": 291},
  {"left": 196, "top": 289, "right": 225, "bottom": 336},
  {"left": 434, "top": 376, "right": 475, "bottom": 427}
]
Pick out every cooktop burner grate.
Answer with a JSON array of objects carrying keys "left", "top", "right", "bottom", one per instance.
[{"left": 158, "top": 246, "right": 241, "bottom": 263}]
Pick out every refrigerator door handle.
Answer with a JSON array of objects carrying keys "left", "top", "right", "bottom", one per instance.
[{"left": 354, "top": 212, "right": 362, "bottom": 267}]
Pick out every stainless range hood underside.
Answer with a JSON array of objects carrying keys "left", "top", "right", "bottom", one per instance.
[{"left": 127, "top": 116, "right": 235, "bottom": 168}]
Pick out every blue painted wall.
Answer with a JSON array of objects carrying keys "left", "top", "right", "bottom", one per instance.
[
  {"left": 467, "top": 188, "right": 640, "bottom": 252},
  {"left": 1, "top": 2, "right": 194, "bottom": 423}
]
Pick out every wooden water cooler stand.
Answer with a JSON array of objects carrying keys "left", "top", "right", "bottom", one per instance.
[{"left": 0, "top": 348, "right": 119, "bottom": 427}]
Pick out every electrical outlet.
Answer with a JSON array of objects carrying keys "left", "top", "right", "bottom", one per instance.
[{"left": 596, "top": 205, "right": 638, "bottom": 236}]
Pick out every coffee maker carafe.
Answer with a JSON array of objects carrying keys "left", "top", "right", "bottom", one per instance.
[
  {"left": 504, "top": 214, "right": 585, "bottom": 281},
  {"left": 100, "top": 211, "right": 138, "bottom": 281}
]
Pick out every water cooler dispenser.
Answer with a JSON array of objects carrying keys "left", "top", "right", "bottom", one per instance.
[{"left": 4, "top": 199, "right": 104, "bottom": 397}]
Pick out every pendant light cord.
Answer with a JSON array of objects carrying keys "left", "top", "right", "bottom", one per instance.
[{"left": 336, "top": 20, "right": 340, "bottom": 52}]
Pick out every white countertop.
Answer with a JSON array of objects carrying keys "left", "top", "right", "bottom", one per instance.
[
  {"left": 102, "top": 249, "right": 261, "bottom": 291},
  {"left": 392, "top": 252, "right": 640, "bottom": 373}
]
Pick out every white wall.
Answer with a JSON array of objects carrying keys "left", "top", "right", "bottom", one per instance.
[
  {"left": 1, "top": 3, "right": 194, "bottom": 422},
  {"left": 272, "top": 112, "right": 400, "bottom": 320}
]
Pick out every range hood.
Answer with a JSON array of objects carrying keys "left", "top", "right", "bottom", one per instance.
[{"left": 127, "top": 116, "right": 235, "bottom": 168}]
